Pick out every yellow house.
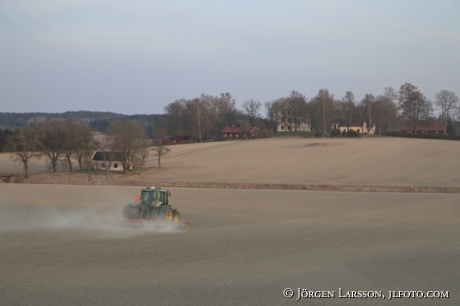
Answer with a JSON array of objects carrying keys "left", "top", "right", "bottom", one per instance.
[{"left": 331, "top": 120, "right": 375, "bottom": 134}]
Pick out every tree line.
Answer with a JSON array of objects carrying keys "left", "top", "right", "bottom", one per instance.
[
  {"left": 265, "top": 84, "right": 458, "bottom": 136},
  {"left": 2, "top": 120, "right": 166, "bottom": 180},
  {"left": 159, "top": 84, "right": 458, "bottom": 139},
  {"left": 0, "top": 111, "right": 160, "bottom": 137},
  {"left": 158, "top": 93, "right": 271, "bottom": 141}
]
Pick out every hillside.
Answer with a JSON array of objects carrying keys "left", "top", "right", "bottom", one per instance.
[{"left": 145, "top": 137, "right": 460, "bottom": 188}]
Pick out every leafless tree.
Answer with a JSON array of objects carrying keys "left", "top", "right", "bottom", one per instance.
[
  {"left": 382, "top": 87, "right": 398, "bottom": 132},
  {"left": 6, "top": 127, "right": 42, "bottom": 178},
  {"left": 398, "top": 83, "right": 433, "bottom": 133},
  {"left": 151, "top": 128, "right": 170, "bottom": 168},
  {"left": 83, "top": 134, "right": 99, "bottom": 182},
  {"left": 342, "top": 91, "right": 356, "bottom": 130},
  {"left": 163, "top": 99, "right": 187, "bottom": 137},
  {"left": 373, "top": 93, "right": 398, "bottom": 135},
  {"left": 289, "top": 91, "right": 308, "bottom": 131},
  {"left": 311, "top": 89, "right": 334, "bottom": 136},
  {"left": 61, "top": 120, "right": 80, "bottom": 171},
  {"left": 185, "top": 95, "right": 217, "bottom": 142},
  {"left": 360, "top": 94, "right": 376, "bottom": 137},
  {"left": 214, "top": 93, "right": 238, "bottom": 134},
  {"left": 39, "top": 121, "right": 66, "bottom": 172},
  {"left": 106, "top": 121, "right": 149, "bottom": 174},
  {"left": 265, "top": 100, "right": 283, "bottom": 132},
  {"left": 73, "top": 125, "right": 95, "bottom": 171},
  {"left": 435, "top": 90, "right": 459, "bottom": 134},
  {"left": 242, "top": 99, "right": 261, "bottom": 125}
]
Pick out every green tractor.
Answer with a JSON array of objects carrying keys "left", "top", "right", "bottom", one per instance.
[{"left": 123, "top": 187, "right": 181, "bottom": 222}]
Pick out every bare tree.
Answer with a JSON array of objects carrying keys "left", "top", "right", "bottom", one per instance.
[
  {"left": 213, "top": 93, "right": 238, "bottom": 135},
  {"left": 435, "top": 90, "right": 459, "bottom": 134},
  {"left": 342, "top": 91, "right": 356, "bottom": 130},
  {"left": 398, "top": 83, "right": 433, "bottom": 133},
  {"left": 311, "top": 89, "right": 334, "bottom": 136},
  {"left": 265, "top": 100, "right": 283, "bottom": 132},
  {"left": 163, "top": 99, "right": 187, "bottom": 137},
  {"left": 289, "top": 91, "right": 308, "bottom": 131},
  {"left": 242, "top": 99, "right": 261, "bottom": 125},
  {"left": 39, "top": 121, "right": 66, "bottom": 172},
  {"left": 185, "top": 95, "right": 217, "bottom": 142},
  {"left": 6, "top": 127, "right": 42, "bottom": 178},
  {"left": 360, "top": 94, "right": 376, "bottom": 137},
  {"left": 106, "top": 121, "right": 149, "bottom": 174},
  {"left": 83, "top": 133, "right": 99, "bottom": 181},
  {"left": 374, "top": 93, "right": 398, "bottom": 135},
  {"left": 73, "top": 125, "right": 94, "bottom": 171},
  {"left": 151, "top": 128, "right": 170, "bottom": 168},
  {"left": 61, "top": 120, "right": 80, "bottom": 171},
  {"left": 137, "top": 138, "right": 151, "bottom": 167},
  {"left": 96, "top": 133, "right": 114, "bottom": 181},
  {"left": 382, "top": 87, "right": 398, "bottom": 132}
]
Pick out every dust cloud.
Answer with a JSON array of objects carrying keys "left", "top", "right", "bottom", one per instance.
[{"left": 0, "top": 204, "right": 186, "bottom": 238}]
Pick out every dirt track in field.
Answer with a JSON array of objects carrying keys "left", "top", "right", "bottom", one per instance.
[{"left": 1, "top": 185, "right": 459, "bottom": 305}]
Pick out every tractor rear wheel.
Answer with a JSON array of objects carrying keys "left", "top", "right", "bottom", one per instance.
[
  {"left": 159, "top": 205, "right": 173, "bottom": 221},
  {"left": 128, "top": 205, "right": 139, "bottom": 220},
  {"left": 172, "top": 210, "right": 180, "bottom": 222},
  {"left": 149, "top": 207, "right": 159, "bottom": 220},
  {"left": 123, "top": 204, "right": 134, "bottom": 219}
]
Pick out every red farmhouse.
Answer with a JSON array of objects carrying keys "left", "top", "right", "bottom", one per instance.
[{"left": 221, "top": 125, "right": 258, "bottom": 139}]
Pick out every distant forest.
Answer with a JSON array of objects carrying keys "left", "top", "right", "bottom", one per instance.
[{"left": 0, "top": 111, "right": 160, "bottom": 137}]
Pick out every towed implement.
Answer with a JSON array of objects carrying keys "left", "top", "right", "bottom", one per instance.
[{"left": 123, "top": 187, "right": 188, "bottom": 229}]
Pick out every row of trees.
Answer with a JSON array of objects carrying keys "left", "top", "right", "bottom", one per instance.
[
  {"left": 160, "top": 84, "right": 458, "bottom": 140},
  {"left": 160, "top": 93, "right": 270, "bottom": 141},
  {"left": 261, "top": 88, "right": 398, "bottom": 136},
  {"left": 264, "top": 84, "right": 458, "bottom": 136},
  {"left": 4, "top": 120, "right": 156, "bottom": 179}
]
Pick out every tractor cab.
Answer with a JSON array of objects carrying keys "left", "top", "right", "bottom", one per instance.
[{"left": 138, "top": 187, "right": 170, "bottom": 206}]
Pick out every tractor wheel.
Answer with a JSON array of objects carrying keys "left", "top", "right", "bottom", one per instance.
[
  {"left": 123, "top": 204, "right": 134, "bottom": 219},
  {"left": 149, "top": 207, "right": 159, "bottom": 220},
  {"left": 128, "top": 205, "right": 139, "bottom": 220},
  {"left": 172, "top": 210, "right": 181, "bottom": 222},
  {"left": 159, "top": 205, "right": 173, "bottom": 221}
]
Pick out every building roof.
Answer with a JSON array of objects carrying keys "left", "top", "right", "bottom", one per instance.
[
  {"left": 92, "top": 151, "right": 123, "bottom": 161},
  {"left": 339, "top": 120, "right": 365, "bottom": 127},
  {"left": 401, "top": 120, "right": 444, "bottom": 132},
  {"left": 221, "top": 126, "right": 258, "bottom": 134}
]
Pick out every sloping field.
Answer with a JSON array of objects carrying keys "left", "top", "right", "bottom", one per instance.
[
  {"left": 1, "top": 137, "right": 459, "bottom": 189},
  {"left": 0, "top": 184, "right": 459, "bottom": 305},
  {"left": 145, "top": 137, "right": 460, "bottom": 188}
]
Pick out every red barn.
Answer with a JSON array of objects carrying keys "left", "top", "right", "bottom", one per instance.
[
  {"left": 221, "top": 125, "right": 258, "bottom": 139},
  {"left": 174, "top": 130, "right": 199, "bottom": 143},
  {"left": 400, "top": 121, "right": 444, "bottom": 134}
]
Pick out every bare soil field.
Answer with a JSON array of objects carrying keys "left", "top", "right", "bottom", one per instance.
[
  {"left": 1, "top": 184, "right": 459, "bottom": 305},
  {"left": 1, "top": 138, "right": 459, "bottom": 305},
  {"left": 147, "top": 137, "right": 460, "bottom": 188},
  {"left": 1, "top": 137, "right": 459, "bottom": 190}
]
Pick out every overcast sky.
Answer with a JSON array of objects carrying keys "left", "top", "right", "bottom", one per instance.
[{"left": 1, "top": 0, "right": 459, "bottom": 115}]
